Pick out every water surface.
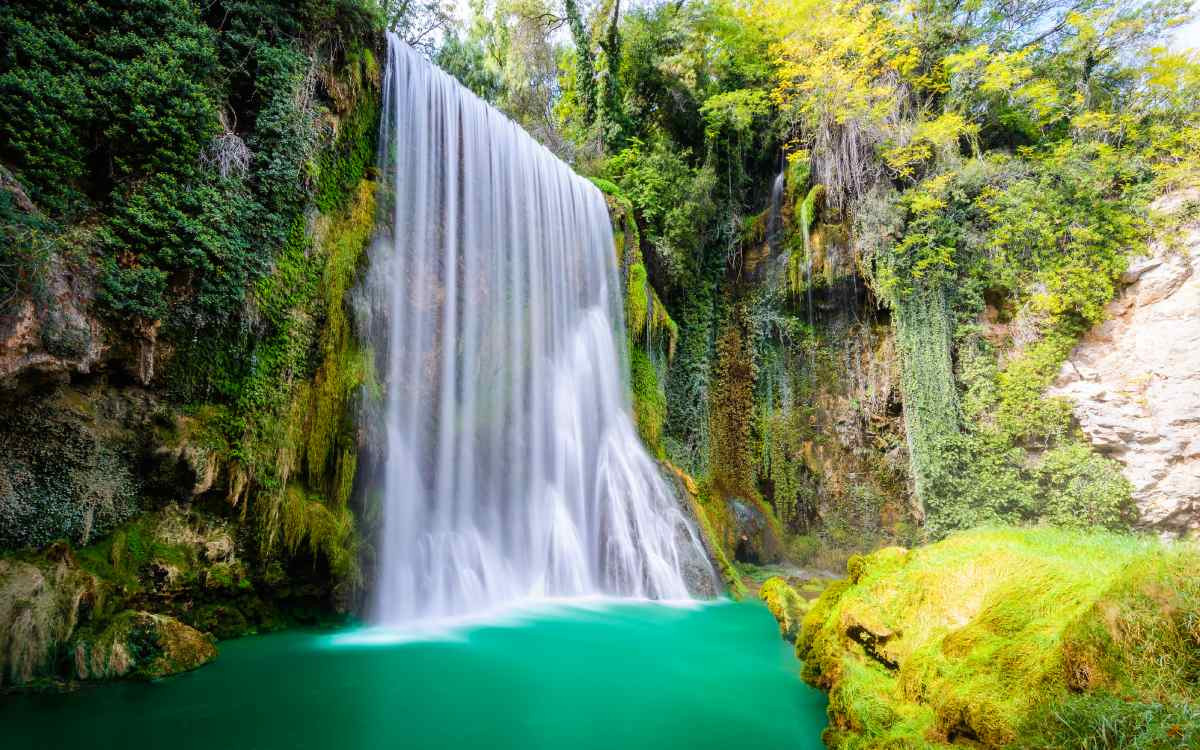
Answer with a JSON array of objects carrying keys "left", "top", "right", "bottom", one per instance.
[{"left": 4, "top": 600, "right": 826, "bottom": 749}]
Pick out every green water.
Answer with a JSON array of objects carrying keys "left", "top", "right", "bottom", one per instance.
[{"left": 2, "top": 600, "right": 827, "bottom": 749}]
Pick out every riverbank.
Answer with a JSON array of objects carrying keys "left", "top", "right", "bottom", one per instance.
[{"left": 762, "top": 527, "right": 1200, "bottom": 748}]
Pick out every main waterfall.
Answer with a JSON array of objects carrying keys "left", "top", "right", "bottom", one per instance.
[{"left": 369, "top": 34, "right": 715, "bottom": 623}]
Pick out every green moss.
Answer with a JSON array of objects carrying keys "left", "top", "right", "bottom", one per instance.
[
  {"left": 226, "top": 179, "right": 375, "bottom": 586},
  {"left": 763, "top": 406, "right": 811, "bottom": 529},
  {"left": 759, "top": 576, "right": 810, "bottom": 642},
  {"left": 795, "top": 527, "right": 1200, "bottom": 748},
  {"left": 73, "top": 611, "right": 217, "bottom": 681},
  {"left": 709, "top": 316, "right": 759, "bottom": 500},
  {"left": 74, "top": 515, "right": 191, "bottom": 594},
  {"left": 592, "top": 176, "right": 641, "bottom": 269},
  {"left": 630, "top": 347, "right": 666, "bottom": 457},
  {"left": 1018, "top": 693, "right": 1200, "bottom": 749},
  {"left": 315, "top": 56, "right": 382, "bottom": 213},
  {"left": 665, "top": 464, "right": 747, "bottom": 599},
  {"left": 600, "top": 177, "right": 680, "bottom": 460}
]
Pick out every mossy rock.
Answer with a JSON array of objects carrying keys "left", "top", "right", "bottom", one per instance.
[
  {"left": 759, "top": 576, "right": 810, "bottom": 643},
  {"left": 187, "top": 603, "right": 252, "bottom": 640},
  {"left": 0, "top": 553, "right": 98, "bottom": 688},
  {"left": 72, "top": 611, "right": 216, "bottom": 681},
  {"left": 662, "top": 462, "right": 747, "bottom": 599},
  {"left": 726, "top": 497, "right": 784, "bottom": 565},
  {"left": 794, "top": 527, "right": 1200, "bottom": 748}
]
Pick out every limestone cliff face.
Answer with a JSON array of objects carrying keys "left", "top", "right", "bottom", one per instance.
[{"left": 1049, "top": 191, "right": 1200, "bottom": 535}]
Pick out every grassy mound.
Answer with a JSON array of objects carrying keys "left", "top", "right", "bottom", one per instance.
[{"left": 793, "top": 527, "right": 1199, "bottom": 749}]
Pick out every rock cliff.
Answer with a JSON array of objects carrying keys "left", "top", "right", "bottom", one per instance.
[{"left": 1050, "top": 191, "right": 1200, "bottom": 535}]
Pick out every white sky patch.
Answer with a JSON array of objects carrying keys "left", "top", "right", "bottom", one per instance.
[{"left": 1174, "top": 15, "right": 1200, "bottom": 50}]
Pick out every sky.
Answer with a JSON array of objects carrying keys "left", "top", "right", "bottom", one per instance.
[{"left": 1175, "top": 15, "right": 1200, "bottom": 50}]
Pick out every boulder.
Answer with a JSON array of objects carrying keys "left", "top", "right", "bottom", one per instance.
[
  {"left": 72, "top": 611, "right": 217, "bottom": 680},
  {"left": 759, "top": 576, "right": 809, "bottom": 642}
]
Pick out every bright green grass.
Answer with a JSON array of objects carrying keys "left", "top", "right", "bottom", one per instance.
[{"left": 796, "top": 527, "right": 1200, "bottom": 748}]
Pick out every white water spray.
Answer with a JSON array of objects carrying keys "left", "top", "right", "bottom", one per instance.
[{"left": 369, "top": 35, "right": 715, "bottom": 623}]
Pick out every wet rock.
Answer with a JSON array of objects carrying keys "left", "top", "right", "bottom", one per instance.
[
  {"left": 150, "top": 415, "right": 228, "bottom": 500},
  {"left": 674, "top": 518, "right": 721, "bottom": 599},
  {"left": 844, "top": 615, "right": 899, "bottom": 669},
  {"left": 661, "top": 466, "right": 722, "bottom": 598},
  {"left": 1048, "top": 190, "right": 1200, "bottom": 535},
  {"left": 727, "top": 498, "right": 783, "bottom": 564}
]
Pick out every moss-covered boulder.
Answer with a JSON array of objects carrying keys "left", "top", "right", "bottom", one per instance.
[
  {"left": 72, "top": 611, "right": 216, "bottom": 680},
  {"left": 759, "top": 576, "right": 810, "bottom": 642},
  {"left": 796, "top": 527, "right": 1200, "bottom": 749}
]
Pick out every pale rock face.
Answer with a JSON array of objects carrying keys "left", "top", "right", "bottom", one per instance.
[
  {"left": 1049, "top": 191, "right": 1200, "bottom": 535},
  {"left": 0, "top": 252, "right": 105, "bottom": 385}
]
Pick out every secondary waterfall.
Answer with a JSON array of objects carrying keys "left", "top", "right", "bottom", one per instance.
[{"left": 369, "top": 34, "right": 715, "bottom": 623}]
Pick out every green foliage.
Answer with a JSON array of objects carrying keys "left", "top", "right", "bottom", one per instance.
[
  {"left": 860, "top": 140, "right": 1149, "bottom": 535},
  {"left": 601, "top": 138, "right": 717, "bottom": 292},
  {"left": 663, "top": 279, "right": 718, "bottom": 475},
  {"left": 0, "top": 179, "right": 61, "bottom": 314},
  {"left": 315, "top": 53, "right": 381, "bottom": 212},
  {"left": 0, "top": 0, "right": 384, "bottom": 329},
  {"left": 891, "top": 281, "right": 960, "bottom": 519},
  {"left": 762, "top": 405, "right": 812, "bottom": 529},
  {"left": 700, "top": 89, "right": 772, "bottom": 142},
  {"left": 97, "top": 262, "right": 170, "bottom": 321},
  {"left": 435, "top": 32, "right": 503, "bottom": 103}
]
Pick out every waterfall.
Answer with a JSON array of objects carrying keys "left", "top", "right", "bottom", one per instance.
[
  {"left": 765, "top": 171, "right": 785, "bottom": 254},
  {"left": 368, "top": 34, "right": 715, "bottom": 623}
]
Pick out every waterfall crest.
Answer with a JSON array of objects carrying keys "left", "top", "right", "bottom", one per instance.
[{"left": 369, "top": 34, "right": 715, "bottom": 623}]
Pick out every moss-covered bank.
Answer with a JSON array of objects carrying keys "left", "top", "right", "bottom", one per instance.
[{"left": 771, "top": 527, "right": 1199, "bottom": 749}]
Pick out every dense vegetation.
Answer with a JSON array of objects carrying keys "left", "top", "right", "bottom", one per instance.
[
  {"left": 434, "top": 0, "right": 1199, "bottom": 553},
  {"left": 0, "top": 0, "right": 399, "bottom": 554}
]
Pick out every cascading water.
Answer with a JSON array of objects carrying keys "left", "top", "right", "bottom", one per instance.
[{"left": 368, "top": 34, "right": 715, "bottom": 624}]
